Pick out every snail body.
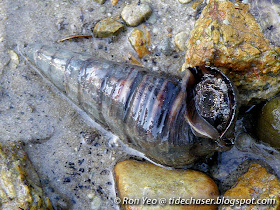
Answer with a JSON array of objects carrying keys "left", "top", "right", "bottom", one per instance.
[{"left": 20, "top": 44, "right": 237, "bottom": 167}]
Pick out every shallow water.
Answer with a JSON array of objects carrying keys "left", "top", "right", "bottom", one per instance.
[{"left": 1, "top": 0, "right": 280, "bottom": 209}]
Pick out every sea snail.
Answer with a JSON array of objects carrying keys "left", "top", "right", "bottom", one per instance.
[{"left": 20, "top": 44, "right": 237, "bottom": 167}]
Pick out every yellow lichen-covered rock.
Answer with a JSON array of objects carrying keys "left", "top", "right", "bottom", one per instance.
[
  {"left": 115, "top": 160, "right": 218, "bottom": 210},
  {"left": 221, "top": 164, "right": 280, "bottom": 210},
  {"left": 0, "top": 142, "right": 53, "bottom": 209},
  {"left": 129, "top": 29, "right": 151, "bottom": 58},
  {"left": 93, "top": 18, "right": 124, "bottom": 38},
  {"left": 182, "top": 0, "right": 280, "bottom": 104}
]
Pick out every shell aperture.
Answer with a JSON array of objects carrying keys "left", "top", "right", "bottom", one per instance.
[{"left": 185, "top": 66, "right": 237, "bottom": 141}]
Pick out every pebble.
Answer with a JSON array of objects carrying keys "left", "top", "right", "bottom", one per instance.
[
  {"left": 93, "top": 0, "right": 106, "bottom": 4},
  {"left": 178, "top": 0, "right": 192, "bottom": 4},
  {"left": 221, "top": 164, "right": 280, "bottom": 209},
  {"left": 111, "top": 0, "right": 118, "bottom": 5},
  {"left": 174, "top": 31, "right": 188, "bottom": 51},
  {"left": 121, "top": 3, "right": 152, "bottom": 27},
  {"left": 93, "top": 18, "right": 124, "bottom": 38},
  {"left": 128, "top": 29, "right": 150, "bottom": 58},
  {"left": 8, "top": 50, "right": 19, "bottom": 69},
  {"left": 160, "top": 37, "right": 174, "bottom": 56},
  {"left": 257, "top": 97, "right": 280, "bottom": 149},
  {"left": 114, "top": 160, "right": 218, "bottom": 210}
]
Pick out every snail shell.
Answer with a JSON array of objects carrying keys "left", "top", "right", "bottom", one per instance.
[{"left": 20, "top": 44, "right": 237, "bottom": 167}]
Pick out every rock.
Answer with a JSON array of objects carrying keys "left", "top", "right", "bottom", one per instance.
[
  {"left": 115, "top": 160, "right": 218, "bottom": 210},
  {"left": 93, "top": 0, "right": 106, "bottom": 4},
  {"left": 174, "top": 31, "right": 188, "bottom": 51},
  {"left": 0, "top": 142, "right": 53, "bottom": 209},
  {"left": 257, "top": 97, "right": 280, "bottom": 149},
  {"left": 93, "top": 18, "right": 124, "bottom": 38},
  {"left": 182, "top": 0, "right": 280, "bottom": 104},
  {"left": 160, "top": 37, "right": 174, "bottom": 56},
  {"left": 111, "top": 0, "right": 118, "bottom": 5},
  {"left": 221, "top": 164, "right": 280, "bottom": 209},
  {"left": 8, "top": 50, "right": 19, "bottom": 69},
  {"left": 121, "top": 3, "right": 152, "bottom": 27},
  {"left": 178, "top": 0, "right": 192, "bottom": 4},
  {"left": 129, "top": 29, "right": 151, "bottom": 58}
]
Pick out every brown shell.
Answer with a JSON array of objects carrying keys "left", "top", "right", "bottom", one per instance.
[{"left": 20, "top": 44, "right": 237, "bottom": 167}]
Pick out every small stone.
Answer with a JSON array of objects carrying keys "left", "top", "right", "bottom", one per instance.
[
  {"left": 115, "top": 160, "right": 218, "bottom": 210},
  {"left": 221, "top": 164, "right": 280, "bottom": 209},
  {"left": 93, "top": 18, "right": 124, "bottom": 38},
  {"left": 128, "top": 29, "right": 150, "bottom": 58},
  {"left": 121, "top": 3, "right": 152, "bottom": 27},
  {"left": 175, "top": 31, "right": 189, "bottom": 51},
  {"left": 160, "top": 37, "right": 174, "bottom": 56},
  {"left": 167, "top": 27, "right": 173, "bottom": 33},
  {"left": 8, "top": 50, "right": 19, "bottom": 69},
  {"left": 178, "top": 0, "right": 192, "bottom": 4},
  {"left": 257, "top": 97, "right": 280, "bottom": 149},
  {"left": 111, "top": 0, "right": 118, "bottom": 5},
  {"left": 93, "top": 0, "right": 106, "bottom": 4}
]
